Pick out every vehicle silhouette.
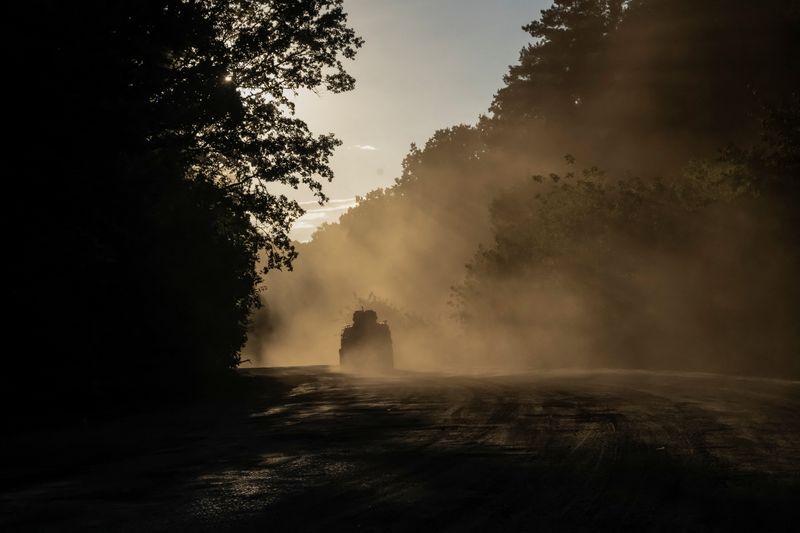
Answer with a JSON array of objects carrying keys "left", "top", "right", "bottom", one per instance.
[{"left": 339, "top": 309, "right": 394, "bottom": 371}]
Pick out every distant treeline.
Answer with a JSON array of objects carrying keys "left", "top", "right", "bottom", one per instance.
[{"left": 253, "top": 0, "right": 800, "bottom": 378}]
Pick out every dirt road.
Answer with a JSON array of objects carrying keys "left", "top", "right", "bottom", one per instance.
[{"left": 2, "top": 368, "right": 799, "bottom": 531}]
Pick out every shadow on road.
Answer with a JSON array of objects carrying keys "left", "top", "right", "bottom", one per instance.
[{"left": 2, "top": 367, "right": 798, "bottom": 531}]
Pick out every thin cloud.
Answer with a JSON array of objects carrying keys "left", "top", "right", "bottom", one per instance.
[
  {"left": 352, "top": 144, "right": 378, "bottom": 151},
  {"left": 305, "top": 202, "right": 357, "bottom": 214},
  {"left": 297, "top": 211, "right": 329, "bottom": 222},
  {"left": 294, "top": 200, "right": 357, "bottom": 225},
  {"left": 291, "top": 199, "right": 358, "bottom": 241},
  {"left": 298, "top": 197, "right": 356, "bottom": 206},
  {"left": 293, "top": 221, "right": 319, "bottom": 230}
]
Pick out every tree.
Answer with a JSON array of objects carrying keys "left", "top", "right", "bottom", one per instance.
[
  {"left": 8, "top": 1, "right": 362, "bottom": 412},
  {"left": 489, "top": 0, "right": 799, "bottom": 169},
  {"left": 491, "top": 0, "right": 625, "bottom": 122},
  {"left": 243, "top": 0, "right": 798, "bottom": 378},
  {"left": 453, "top": 101, "right": 800, "bottom": 376}
]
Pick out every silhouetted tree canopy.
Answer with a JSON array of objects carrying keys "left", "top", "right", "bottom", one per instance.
[
  {"left": 250, "top": 0, "right": 799, "bottom": 378},
  {"left": 490, "top": 0, "right": 799, "bottom": 168},
  {"left": 491, "top": 0, "right": 626, "bottom": 121},
  {"left": 8, "top": 1, "right": 361, "bottom": 414},
  {"left": 454, "top": 99, "right": 800, "bottom": 376}
]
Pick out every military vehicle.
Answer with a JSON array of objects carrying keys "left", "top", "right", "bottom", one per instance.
[{"left": 339, "top": 309, "right": 394, "bottom": 371}]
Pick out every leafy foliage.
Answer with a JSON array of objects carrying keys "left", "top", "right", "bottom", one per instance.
[
  {"left": 492, "top": 0, "right": 626, "bottom": 121},
  {"left": 248, "top": 0, "right": 798, "bottom": 377},
  {"left": 490, "top": 0, "right": 799, "bottom": 167},
  {"left": 9, "top": 1, "right": 361, "bottom": 409},
  {"left": 455, "top": 103, "right": 800, "bottom": 375}
]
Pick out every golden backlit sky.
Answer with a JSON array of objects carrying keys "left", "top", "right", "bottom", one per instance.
[{"left": 289, "top": 0, "right": 547, "bottom": 241}]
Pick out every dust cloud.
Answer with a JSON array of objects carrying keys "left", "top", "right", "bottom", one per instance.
[{"left": 244, "top": 0, "right": 799, "bottom": 379}]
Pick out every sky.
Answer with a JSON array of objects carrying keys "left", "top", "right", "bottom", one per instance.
[{"left": 287, "top": 0, "right": 548, "bottom": 242}]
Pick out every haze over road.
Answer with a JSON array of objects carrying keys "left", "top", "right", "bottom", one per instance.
[{"left": 3, "top": 368, "right": 799, "bottom": 531}]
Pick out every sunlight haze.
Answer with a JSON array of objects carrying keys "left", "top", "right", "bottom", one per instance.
[{"left": 290, "top": 0, "right": 547, "bottom": 241}]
